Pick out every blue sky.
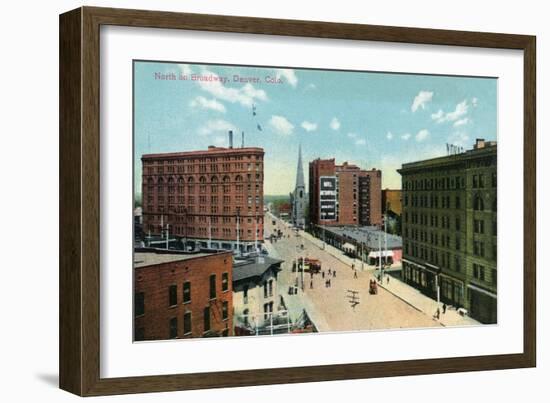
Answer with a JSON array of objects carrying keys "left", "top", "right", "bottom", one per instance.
[{"left": 134, "top": 61, "right": 497, "bottom": 195}]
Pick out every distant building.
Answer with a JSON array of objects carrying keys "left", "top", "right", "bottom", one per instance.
[
  {"left": 312, "top": 225, "right": 402, "bottom": 265},
  {"left": 382, "top": 189, "right": 402, "bottom": 216},
  {"left": 309, "top": 158, "right": 382, "bottom": 227},
  {"left": 290, "top": 145, "right": 306, "bottom": 229},
  {"left": 398, "top": 138, "right": 497, "bottom": 324},
  {"left": 134, "top": 249, "right": 234, "bottom": 340},
  {"left": 141, "top": 132, "right": 264, "bottom": 254},
  {"left": 232, "top": 256, "right": 284, "bottom": 334}
]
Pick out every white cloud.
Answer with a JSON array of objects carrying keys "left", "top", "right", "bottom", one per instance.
[
  {"left": 179, "top": 64, "right": 192, "bottom": 76},
  {"left": 306, "top": 83, "right": 316, "bottom": 91},
  {"left": 197, "top": 68, "right": 267, "bottom": 107},
  {"left": 386, "top": 132, "right": 394, "bottom": 140},
  {"left": 415, "top": 129, "right": 430, "bottom": 142},
  {"left": 355, "top": 138, "right": 367, "bottom": 146},
  {"left": 198, "top": 119, "right": 236, "bottom": 136},
  {"left": 453, "top": 118, "right": 470, "bottom": 127},
  {"left": 301, "top": 121, "right": 318, "bottom": 132},
  {"left": 275, "top": 69, "right": 298, "bottom": 88},
  {"left": 411, "top": 90, "right": 434, "bottom": 112},
  {"left": 432, "top": 100, "right": 469, "bottom": 123},
  {"left": 401, "top": 133, "right": 411, "bottom": 140},
  {"left": 213, "top": 135, "right": 227, "bottom": 146},
  {"left": 472, "top": 97, "right": 478, "bottom": 107},
  {"left": 347, "top": 132, "right": 357, "bottom": 139},
  {"left": 269, "top": 115, "right": 294, "bottom": 136},
  {"left": 330, "top": 117, "right": 341, "bottom": 131},
  {"left": 190, "top": 96, "right": 226, "bottom": 113}
]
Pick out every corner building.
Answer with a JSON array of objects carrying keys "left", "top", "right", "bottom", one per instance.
[
  {"left": 398, "top": 139, "right": 497, "bottom": 324},
  {"left": 309, "top": 159, "right": 382, "bottom": 227},
  {"left": 141, "top": 144, "right": 264, "bottom": 254}
]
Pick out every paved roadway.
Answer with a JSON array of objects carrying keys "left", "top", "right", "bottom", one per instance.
[{"left": 265, "top": 214, "right": 441, "bottom": 333}]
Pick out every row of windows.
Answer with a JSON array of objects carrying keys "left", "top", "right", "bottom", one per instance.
[
  {"left": 144, "top": 173, "right": 262, "bottom": 185},
  {"left": 143, "top": 154, "right": 263, "bottom": 166},
  {"left": 147, "top": 183, "right": 262, "bottom": 195},
  {"left": 403, "top": 172, "right": 496, "bottom": 192},
  {"left": 167, "top": 303, "right": 230, "bottom": 339}
]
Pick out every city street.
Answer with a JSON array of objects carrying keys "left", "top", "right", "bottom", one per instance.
[{"left": 265, "top": 214, "right": 442, "bottom": 332}]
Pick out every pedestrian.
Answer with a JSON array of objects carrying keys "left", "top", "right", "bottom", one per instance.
[
  {"left": 328, "top": 278, "right": 331, "bottom": 288},
  {"left": 354, "top": 271, "right": 358, "bottom": 279},
  {"left": 310, "top": 279, "right": 313, "bottom": 289},
  {"left": 333, "top": 270, "right": 336, "bottom": 277},
  {"left": 442, "top": 303, "right": 447, "bottom": 314},
  {"left": 352, "top": 263, "right": 355, "bottom": 271},
  {"left": 387, "top": 276, "right": 390, "bottom": 284},
  {"left": 328, "top": 268, "right": 332, "bottom": 276},
  {"left": 434, "top": 308, "right": 440, "bottom": 320}
]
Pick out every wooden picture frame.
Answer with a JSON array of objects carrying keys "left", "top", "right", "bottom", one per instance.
[{"left": 59, "top": 6, "right": 536, "bottom": 396}]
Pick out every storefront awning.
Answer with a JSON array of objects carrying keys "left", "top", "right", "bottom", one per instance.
[
  {"left": 368, "top": 250, "right": 394, "bottom": 258},
  {"left": 342, "top": 242, "right": 356, "bottom": 251},
  {"left": 467, "top": 283, "right": 497, "bottom": 299}
]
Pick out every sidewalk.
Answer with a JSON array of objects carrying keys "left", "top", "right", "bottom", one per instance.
[{"left": 378, "top": 275, "right": 480, "bottom": 327}]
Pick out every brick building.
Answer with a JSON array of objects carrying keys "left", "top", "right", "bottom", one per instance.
[
  {"left": 134, "top": 249, "right": 234, "bottom": 340},
  {"left": 308, "top": 158, "right": 382, "bottom": 227},
  {"left": 382, "top": 189, "right": 402, "bottom": 216},
  {"left": 398, "top": 139, "right": 497, "bottom": 324},
  {"left": 141, "top": 137, "right": 264, "bottom": 254}
]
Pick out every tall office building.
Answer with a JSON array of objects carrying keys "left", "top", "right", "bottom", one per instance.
[
  {"left": 398, "top": 138, "right": 497, "bottom": 323},
  {"left": 308, "top": 158, "right": 382, "bottom": 227},
  {"left": 141, "top": 132, "right": 264, "bottom": 254}
]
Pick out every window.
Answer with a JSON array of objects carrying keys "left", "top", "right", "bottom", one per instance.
[
  {"left": 169, "top": 317, "right": 178, "bottom": 339},
  {"left": 222, "top": 301, "right": 229, "bottom": 320},
  {"left": 243, "top": 285, "right": 249, "bottom": 304},
  {"left": 263, "top": 281, "right": 268, "bottom": 298},
  {"left": 169, "top": 284, "right": 177, "bottom": 306},
  {"left": 203, "top": 307, "right": 211, "bottom": 332},
  {"left": 183, "top": 312, "right": 192, "bottom": 335},
  {"left": 135, "top": 292, "right": 145, "bottom": 316},
  {"left": 209, "top": 274, "right": 216, "bottom": 299},
  {"left": 474, "top": 194, "right": 484, "bottom": 211},
  {"left": 183, "top": 281, "right": 191, "bottom": 303},
  {"left": 222, "top": 272, "right": 229, "bottom": 292},
  {"left": 268, "top": 280, "right": 274, "bottom": 297}
]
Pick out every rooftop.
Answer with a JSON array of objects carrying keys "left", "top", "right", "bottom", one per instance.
[
  {"left": 400, "top": 140, "right": 496, "bottom": 172},
  {"left": 142, "top": 146, "right": 264, "bottom": 160},
  {"left": 134, "top": 249, "right": 229, "bottom": 268},
  {"left": 233, "top": 256, "right": 284, "bottom": 282},
  {"left": 320, "top": 225, "right": 402, "bottom": 249}
]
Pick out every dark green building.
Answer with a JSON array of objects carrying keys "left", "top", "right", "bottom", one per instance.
[{"left": 398, "top": 139, "right": 497, "bottom": 324}]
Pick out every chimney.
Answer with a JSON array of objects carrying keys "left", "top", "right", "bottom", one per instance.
[
  {"left": 474, "top": 138, "right": 485, "bottom": 149},
  {"left": 228, "top": 130, "right": 233, "bottom": 149}
]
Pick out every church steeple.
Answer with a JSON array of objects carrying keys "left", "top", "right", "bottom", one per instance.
[
  {"left": 295, "top": 144, "right": 305, "bottom": 189},
  {"left": 291, "top": 144, "right": 306, "bottom": 229}
]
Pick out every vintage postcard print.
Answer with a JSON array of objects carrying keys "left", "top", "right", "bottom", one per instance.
[{"left": 133, "top": 61, "right": 497, "bottom": 341}]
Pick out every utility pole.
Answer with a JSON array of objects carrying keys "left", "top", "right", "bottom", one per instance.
[
  {"left": 165, "top": 223, "right": 170, "bottom": 250},
  {"left": 208, "top": 215, "right": 212, "bottom": 249},
  {"left": 255, "top": 216, "right": 258, "bottom": 253},
  {"left": 378, "top": 232, "right": 382, "bottom": 280},
  {"left": 236, "top": 207, "right": 241, "bottom": 256}
]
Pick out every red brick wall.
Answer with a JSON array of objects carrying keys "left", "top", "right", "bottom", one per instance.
[
  {"left": 141, "top": 147, "right": 264, "bottom": 243},
  {"left": 134, "top": 251, "right": 233, "bottom": 340}
]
